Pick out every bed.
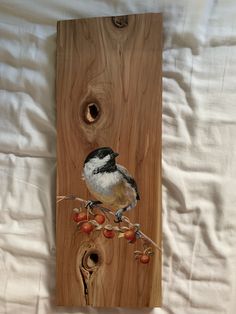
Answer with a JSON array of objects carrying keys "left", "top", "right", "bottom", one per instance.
[{"left": 0, "top": 0, "right": 235, "bottom": 313}]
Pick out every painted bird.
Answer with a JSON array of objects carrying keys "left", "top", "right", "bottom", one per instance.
[{"left": 83, "top": 147, "right": 140, "bottom": 222}]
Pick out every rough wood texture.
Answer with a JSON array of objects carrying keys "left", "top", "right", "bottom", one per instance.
[{"left": 56, "top": 13, "right": 162, "bottom": 307}]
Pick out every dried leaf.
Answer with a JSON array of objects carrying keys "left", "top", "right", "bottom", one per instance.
[
  {"left": 120, "top": 226, "right": 129, "bottom": 231},
  {"left": 133, "top": 223, "right": 141, "bottom": 230},
  {"left": 144, "top": 247, "right": 154, "bottom": 255},
  {"left": 90, "top": 220, "right": 99, "bottom": 227},
  {"left": 95, "top": 225, "right": 103, "bottom": 230},
  {"left": 113, "top": 226, "right": 123, "bottom": 231},
  {"left": 77, "top": 221, "right": 85, "bottom": 227},
  {"left": 134, "top": 250, "right": 142, "bottom": 255},
  {"left": 104, "top": 224, "right": 113, "bottom": 230}
]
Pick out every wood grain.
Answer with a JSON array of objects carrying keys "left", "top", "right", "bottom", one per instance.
[{"left": 56, "top": 13, "right": 162, "bottom": 307}]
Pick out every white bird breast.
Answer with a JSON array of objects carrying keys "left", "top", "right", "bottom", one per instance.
[{"left": 83, "top": 160, "right": 122, "bottom": 196}]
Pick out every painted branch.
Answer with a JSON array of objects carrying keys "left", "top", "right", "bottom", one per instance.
[{"left": 57, "top": 195, "right": 162, "bottom": 252}]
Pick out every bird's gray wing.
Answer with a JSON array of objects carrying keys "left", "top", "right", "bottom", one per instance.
[{"left": 116, "top": 164, "right": 140, "bottom": 200}]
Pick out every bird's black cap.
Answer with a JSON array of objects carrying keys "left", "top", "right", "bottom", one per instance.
[{"left": 84, "top": 147, "right": 118, "bottom": 165}]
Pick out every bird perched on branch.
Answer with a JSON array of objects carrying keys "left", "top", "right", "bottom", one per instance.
[{"left": 83, "top": 147, "right": 140, "bottom": 222}]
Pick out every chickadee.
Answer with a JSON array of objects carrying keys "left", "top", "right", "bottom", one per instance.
[{"left": 83, "top": 147, "right": 140, "bottom": 222}]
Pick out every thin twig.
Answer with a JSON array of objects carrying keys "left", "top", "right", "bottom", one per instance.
[{"left": 57, "top": 195, "right": 162, "bottom": 252}]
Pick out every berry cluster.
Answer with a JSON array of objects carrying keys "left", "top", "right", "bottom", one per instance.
[{"left": 72, "top": 207, "right": 153, "bottom": 264}]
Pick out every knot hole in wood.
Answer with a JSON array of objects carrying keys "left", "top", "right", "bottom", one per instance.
[
  {"left": 112, "top": 15, "right": 128, "bottom": 28},
  {"left": 83, "top": 248, "right": 102, "bottom": 271},
  {"left": 83, "top": 102, "right": 101, "bottom": 124}
]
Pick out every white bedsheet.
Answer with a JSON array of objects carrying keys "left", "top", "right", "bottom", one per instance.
[{"left": 0, "top": 1, "right": 236, "bottom": 313}]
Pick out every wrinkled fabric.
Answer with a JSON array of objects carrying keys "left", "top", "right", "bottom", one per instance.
[{"left": 0, "top": 1, "right": 236, "bottom": 313}]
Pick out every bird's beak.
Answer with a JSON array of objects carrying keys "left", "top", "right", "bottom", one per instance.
[{"left": 112, "top": 152, "right": 119, "bottom": 158}]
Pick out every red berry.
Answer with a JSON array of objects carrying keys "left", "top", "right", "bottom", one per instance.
[
  {"left": 129, "top": 237, "right": 136, "bottom": 244},
  {"left": 81, "top": 222, "right": 94, "bottom": 234},
  {"left": 94, "top": 214, "right": 105, "bottom": 225},
  {"left": 73, "top": 212, "right": 88, "bottom": 223},
  {"left": 140, "top": 254, "right": 150, "bottom": 264},
  {"left": 103, "top": 229, "right": 115, "bottom": 239},
  {"left": 124, "top": 229, "right": 136, "bottom": 241}
]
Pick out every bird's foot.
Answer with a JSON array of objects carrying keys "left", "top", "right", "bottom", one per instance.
[
  {"left": 85, "top": 200, "right": 102, "bottom": 214},
  {"left": 114, "top": 209, "right": 124, "bottom": 223},
  {"left": 85, "top": 200, "right": 102, "bottom": 208},
  {"left": 135, "top": 230, "right": 142, "bottom": 239}
]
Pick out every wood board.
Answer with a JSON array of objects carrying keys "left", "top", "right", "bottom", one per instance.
[{"left": 56, "top": 13, "right": 162, "bottom": 307}]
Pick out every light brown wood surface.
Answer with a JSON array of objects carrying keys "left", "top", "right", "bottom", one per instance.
[{"left": 56, "top": 13, "right": 162, "bottom": 307}]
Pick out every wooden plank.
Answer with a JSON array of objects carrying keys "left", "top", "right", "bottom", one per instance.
[{"left": 56, "top": 13, "right": 162, "bottom": 307}]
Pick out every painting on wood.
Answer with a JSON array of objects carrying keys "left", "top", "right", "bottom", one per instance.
[{"left": 56, "top": 13, "right": 162, "bottom": 308}]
